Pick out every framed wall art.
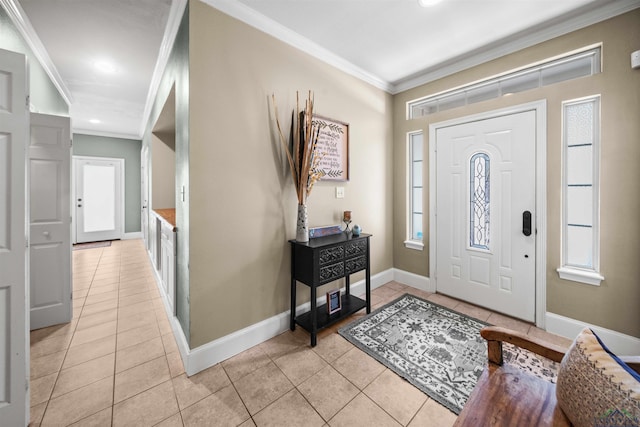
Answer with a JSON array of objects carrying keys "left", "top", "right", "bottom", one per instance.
[{"left": 312, "top": 115, "right": 349, "bottom": 181}]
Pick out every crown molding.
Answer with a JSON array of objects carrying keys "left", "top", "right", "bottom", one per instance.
[
  {"left": 138, "top": 0, "right": 188, "bottom": 139},
  {"left": 190, "top": 0, "right": 640, "bottom": 96},
  {"left": 72, "top": 128, "right": 142, "bottom": 141},
  {"left": 199, "top": 0, "right": 393, "bottom": 93},
  {"left": 1, "top": 0, "right": 73, "bottom": 105},
  {"left": 391, "top": 0, "right": 640, "bottom": 94}
]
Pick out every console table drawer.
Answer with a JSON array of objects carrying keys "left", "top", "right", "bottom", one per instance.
[
  {"left": 345, "top": 256, "right": 367, "bottom": 274},
  {"left": 319, "top": 246, "right": 344, "bottom": 265},
  {"left": 345, "top": 239, "right": 367, "bottom": 257},
  {"left": 319, "top": 261, "right": 345, "bottom": 284}
]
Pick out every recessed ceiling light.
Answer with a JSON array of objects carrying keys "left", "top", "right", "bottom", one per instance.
[
  {"left": 89, "top": 119, "right": 101, "bottom": 124},
  {"left": 418, "top": 0, "right": 444, "bottom": 6},
  {"left": 94, "top": 60, "right": 116, "bottom": 73}
]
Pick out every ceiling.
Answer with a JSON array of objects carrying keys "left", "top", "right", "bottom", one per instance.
[{"left": 11, "top": 0, "right": 640, "bottom": 139}]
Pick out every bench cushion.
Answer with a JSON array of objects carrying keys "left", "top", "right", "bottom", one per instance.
[{"left": 556, "top": 328, "right": 640, "bottom": 427}]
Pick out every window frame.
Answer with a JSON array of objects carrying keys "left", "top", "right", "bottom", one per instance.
[
  {"left": 557, "top": 95, "right": 604, "bottom": 286},
  {"left": 468, "top": 152, "right": 491, "bottom": 252},
  {"left": 407, "top": 44, "right": 602, "bottom": 120},
  {"left": 405, "top": 131, "right": 424, "bottom": 251}
]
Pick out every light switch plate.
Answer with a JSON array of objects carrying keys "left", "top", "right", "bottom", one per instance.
[{"left": 336, "top": 187, "right": 345, "bottom": 199}]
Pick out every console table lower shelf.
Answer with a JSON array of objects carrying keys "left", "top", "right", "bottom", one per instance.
[{"left": 294, "top": 294, "right": 367, "bottom": 336}]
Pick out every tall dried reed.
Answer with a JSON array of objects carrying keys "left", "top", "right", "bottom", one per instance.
[{"left": 272, "top": 91, "right": 324, "bottom": 205}]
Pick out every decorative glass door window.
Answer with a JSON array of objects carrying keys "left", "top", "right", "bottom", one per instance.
[{"left": 469, "top": 153, "right": 490, "bottom": 250}]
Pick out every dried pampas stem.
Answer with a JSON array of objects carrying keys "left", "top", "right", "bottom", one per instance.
[{"left": 272, "top": 90, "right": 322, "bottom": 205}]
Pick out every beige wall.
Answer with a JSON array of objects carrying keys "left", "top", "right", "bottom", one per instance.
[
  {"left": 151, "top": 134, "right": 176, "bottom": 210},
  {"left": 393, "top": 9, "right": 640, "bottom": 338},
  {"left": 188, "top": 1, "right": 394, "bottom": 347}
]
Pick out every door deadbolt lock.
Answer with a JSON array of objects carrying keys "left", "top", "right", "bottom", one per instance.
[{"left": 522, "top": 211, "right": 532, "bottom": 236}]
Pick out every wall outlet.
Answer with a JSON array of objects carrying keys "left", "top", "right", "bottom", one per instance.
[{"left": 336, "top": 186, "right": 345, "bottom": 199}]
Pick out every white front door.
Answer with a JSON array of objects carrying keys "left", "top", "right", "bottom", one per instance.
[
  {"left": 0, "top": 48, "right": 28, "bottom": 426},
  {"left": 29, "top": 113, "right": 72, "bottom": 330},
  {"left": 435, "top": 110, "right": 536, "bottom": 321},
  {"left": 74, "top": 156, "right": 123, "bottom": 243}
]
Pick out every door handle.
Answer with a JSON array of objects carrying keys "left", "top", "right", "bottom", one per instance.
[{"left": 522, "top": 211, "right": 532, "bottom": 236}]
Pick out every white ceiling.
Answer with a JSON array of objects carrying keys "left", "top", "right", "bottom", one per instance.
[
  {"left": 17, "top": 0, "right": 173, "bottom": 139},
  {"left": 236, "top": 0, "right": 595, "bottom": 85},
  {"left": 12, "top": 0, "right": 640, "bottom": 139}
]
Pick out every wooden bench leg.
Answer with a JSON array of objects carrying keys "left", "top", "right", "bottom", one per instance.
[{"left": 487, "top": 340, "right": 503, "bottom": 365}]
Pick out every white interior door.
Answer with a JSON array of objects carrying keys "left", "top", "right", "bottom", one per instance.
[
  {"left": 0, "top": 48, "right": 28, "bottom": 426},
  {"left": 435, "top": 111, "right": 536, "bottom": 321},
  {"left": 29, "top": 113, "right": 71, "bottom": 330},
  {"left": 74, "top": 156, "right": 123, "bottom": 243}
]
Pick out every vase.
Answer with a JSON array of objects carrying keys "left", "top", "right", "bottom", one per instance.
[{"left": 296, "top": 204, "right": 309, "bottom": 242}]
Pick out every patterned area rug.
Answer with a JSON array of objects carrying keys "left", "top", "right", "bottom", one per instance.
[
  {"left": 338, "top": 293, "right": 558, "bottom": 415},
  {"left": 73, "top": 241, "right": 112, "bottom": 251}
]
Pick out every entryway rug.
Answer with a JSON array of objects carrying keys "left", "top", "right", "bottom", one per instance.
[
  {"left": 338, "top": 293, "right": 558, "bottom": 415},
  {"left": 73, "top": 241, "right": 112, "bottom": 251}
]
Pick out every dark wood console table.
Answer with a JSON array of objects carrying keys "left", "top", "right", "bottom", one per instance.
[{"left": 289, "top": 233, "right": 371, "bottom": 346}]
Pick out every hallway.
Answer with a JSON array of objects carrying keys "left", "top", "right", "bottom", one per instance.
[
  {"left": 30, "top": 240, "right": 183, "bottom": 425},
  {"left": 28, "top": 239, "right": 569, "bottom": 426}
]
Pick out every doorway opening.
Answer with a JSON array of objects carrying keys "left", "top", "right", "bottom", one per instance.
[{"left": 148, "top": 84, "right": 177, "bottom": 315}]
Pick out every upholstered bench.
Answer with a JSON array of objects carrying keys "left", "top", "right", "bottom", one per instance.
[{"left": 455, "top": 326, "right": 640, "bottom": 427}]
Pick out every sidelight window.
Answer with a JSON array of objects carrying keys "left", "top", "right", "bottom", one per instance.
[
  {"left": 405, "top": 131, "right": 424, "bottom": 250},
  {"left": 557, "top": 95, "right": 603, "bottom": 286}
]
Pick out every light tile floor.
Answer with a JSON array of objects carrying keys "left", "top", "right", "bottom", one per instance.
[{"left": 29, "top": 239, "right": 572, "bottom": 426}]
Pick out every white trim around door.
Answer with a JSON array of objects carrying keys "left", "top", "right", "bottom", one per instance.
[{"left": 429, "top": 100, "right": 547, "bottom": 328}]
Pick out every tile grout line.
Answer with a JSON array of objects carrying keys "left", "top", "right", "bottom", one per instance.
[
  {"left": 228, "top": 376, "right": 254, "bottom": 425},
  {"left": 110, "top": 242, "right": 123, "bottom": 426},
  {"left": 405, "top": 398, "right": 430, "bottom": 427}
]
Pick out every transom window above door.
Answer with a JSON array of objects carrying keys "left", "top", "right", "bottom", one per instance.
[{"left": 408, "top": 45, "right": 601, "bottom": 119}]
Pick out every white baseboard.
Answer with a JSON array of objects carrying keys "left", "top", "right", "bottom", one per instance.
[
  {"left": 186, "top": 311, "right": 290, "bottom": 376},
  {"left": 123, "top": 232, "right": 143, "bottom": 240},
  {"left": 162, "top": 265, "right": 640, "bottom": 375},
  {"left": 392, "top": 268, "right": 431, "bottom": 292},
  {"left": 146, "top": 248, "right": 193, "bottom": 375},
  {"left": 545, "top": 312, "right": 640, "bottom": 355},
  {"left": 179, "top": 268, "right": 394, "bottom": 375}
]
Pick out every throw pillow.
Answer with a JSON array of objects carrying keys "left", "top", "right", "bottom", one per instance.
[{"left": 556, "top": 327, "right": 640, "bottom": 427}]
